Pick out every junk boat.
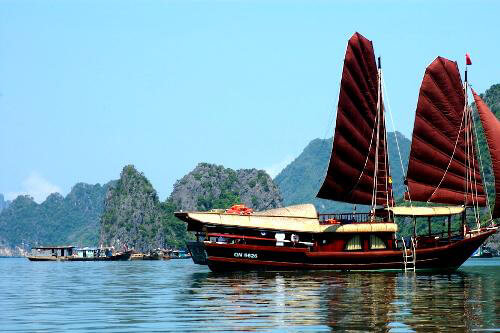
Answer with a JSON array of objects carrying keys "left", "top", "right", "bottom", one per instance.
[{"left": 175, "top": 33, "right": 499, "bottom": 272}]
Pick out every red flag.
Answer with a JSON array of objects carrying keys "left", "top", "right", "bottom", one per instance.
[{"left": 466, "top": 53, "right": 472, "bottom": 65}]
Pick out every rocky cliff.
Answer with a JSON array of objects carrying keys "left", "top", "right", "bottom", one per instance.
[
  {"left": 170, "top": 163, "right": 283, "bottom": 211},
  {"left": 99, "top": 165, "right": 189, "bottom": 251}
]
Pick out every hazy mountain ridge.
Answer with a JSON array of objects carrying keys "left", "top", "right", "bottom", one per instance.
[
  {"left": 0, "top": 194, "right": 10, "bottom": 213},
  {"left": 275, "top": 131, "right": 411, "bottom": 213},
  {"left": 0, "top": 182, "right": 113, "bottom": 249}
]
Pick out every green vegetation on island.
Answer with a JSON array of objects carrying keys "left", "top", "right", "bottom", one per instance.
[
  {"left": 99, "top": 163, "right": 282, "bottom": 252},
  {"left": 170, "top": 162, "right": 283, "bottom": 212},
  {"left": 274, "top": 131, "right": 411, "bottom": 213},
  {"left": 99, "top": 165, "right": 189, "bottom": 251},
  {"left": 0, "top": 182, "right": 113, "bottom": 249}
]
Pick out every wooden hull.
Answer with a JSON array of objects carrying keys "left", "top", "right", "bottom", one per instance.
[
  {"left": 68, "top": 251, "right": 132, "bottom": 261},
  {"left": 200, "top": 230, "right": 496, "bottom": 272},
  {"left": 142, "top": 254, "right": 162, "bottom": 260},
  {"left": 28, "top": 251, "right": 132, "bottom": 262},
  {"left": 27, "top": 256, "right": 69, "bottom": 261}
]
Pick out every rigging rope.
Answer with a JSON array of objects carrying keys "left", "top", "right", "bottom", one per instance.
[
  {"left": 464, "top": 83, "right": 481, "bottom": 227},
  {"left": 383, "top": 100, "right": 391, "bottom": 209},
  {"left": 380, "top": 70, "right": 392, "bottom": 209},
  {"left": 315, "top": 63, "right": 347, "bottom": 201},
  {"left": 425, "top": 101, "right": 466, "bottom": 204},
  {"left": 468, "top": 105, "right": 482, "bottom": 227},
  {"left": 347, "top": 102, "right": 378, "bottom": 199},
  {"left": 313, "top": 81, "right": 338, "bottom": 199},
  {"left": 469, "top": 83, "right": 494, "bottom": 224},
  {"left": 463, "top": 88, "right": 474, "bottom": 222},
  {"left": 381, "top": 73, "right": 410, "bottom": 206}
]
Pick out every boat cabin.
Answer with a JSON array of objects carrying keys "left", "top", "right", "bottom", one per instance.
[
  {"left": 76, "top": 247, "right": 113, "bottom": 258},
  {"left": 180, "top": 204, "right": 399, "bottom": 253},
  {"left": 391, "top": 206, "right": 494, "bottom": 248},
  {"left": 30, "top": 246, "right": 76, "bottom": 258}
]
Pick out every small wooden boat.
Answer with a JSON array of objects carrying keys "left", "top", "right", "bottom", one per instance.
[
  {"left": 130, "top": 253, "right": 144, "bottom": 260},
  {"left": 168, "top": 249, "right": 192, "bottom": 259},
  {"left": 27, "top": 246, "right": 132, "bottom": 261},
  {"left": 142, "top": 252, "right": 162, "bottom": 260},
  {"left": 69, "top": 248, "right": 132, "bottom": 261},
  {"left": 130, "top": 250, "right": 163, "bottom": 260},
  {"left": 27, "top": 246, "right": 76, "bottom": 261}
]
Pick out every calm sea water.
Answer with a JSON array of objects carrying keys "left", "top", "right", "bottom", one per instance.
[{"left": 1, "top": 258, "right": 499, "bottom": 332}]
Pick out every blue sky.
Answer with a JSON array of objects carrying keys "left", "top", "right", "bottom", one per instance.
[{"left": 1, "top": 0, "right": 499, "bottom": 202}]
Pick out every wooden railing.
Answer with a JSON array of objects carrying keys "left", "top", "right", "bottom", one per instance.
[
  {"left": 318, "top": 212, "right": 372, "bottom": 225},
  {"left": 205, "top": 233, "right": 314, "bottom": 248}
]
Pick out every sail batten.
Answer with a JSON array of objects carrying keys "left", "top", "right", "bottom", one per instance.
[
  {"left": 471, "top": 89, "right": 500, "bottom": 218},
  {"left": 411, "top": 136, "right": 483, "bottom": 179},
  {"left": 317, "top": 32, "right": 393, "bottom": 206},
  {"left": 406, "top": 57, "right": 486, "bottom": 206}
]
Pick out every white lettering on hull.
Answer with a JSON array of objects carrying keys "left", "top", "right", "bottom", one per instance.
[{"left": 233, "top": 252, "right": 258, "bottom": 259}]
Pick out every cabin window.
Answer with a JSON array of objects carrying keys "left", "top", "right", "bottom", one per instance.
[
  {"left": 345, "top": 235, "right": 362, "bottom": 251},
  {"left": 370, "top": 235, "right": 386, "bottom": 249}
]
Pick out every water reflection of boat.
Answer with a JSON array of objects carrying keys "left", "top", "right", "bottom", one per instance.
[
  {"left": 184, "top": 268, "right": 499, "bottom": 331},
  {"left": 176, "top": 32, "right": 498, "bottom": 272}
]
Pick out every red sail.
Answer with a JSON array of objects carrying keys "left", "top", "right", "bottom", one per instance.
[
  {"left": 471, "top": 89, "right": 500, "bottom": 218},
  {"left": 406, "top": 57, "right": 486, "bottom": 206},
  {"left": 317, "top": 33, "right": 393, "bottom": 206}
]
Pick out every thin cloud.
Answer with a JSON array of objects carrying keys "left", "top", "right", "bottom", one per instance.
[
  {"left": 265, "top": 155, "right": 295, "bottom": 179},
  {"left": 6, "top": 173, "right": 61, "bottom": 203}
]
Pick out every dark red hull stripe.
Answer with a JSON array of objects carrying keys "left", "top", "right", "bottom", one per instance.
[
  {"left": 204, "top": 243, "right": 309, "bottom": 253},
  {"left": 204, "top": 230, "right": 495, "bottom": 271}
]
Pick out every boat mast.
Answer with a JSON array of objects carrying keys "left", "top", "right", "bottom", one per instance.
[
  {"left": 464, "top": 62, "right": 471, "bottom": 226},
  {"left": 371, "top": 56, "right": 391, "bottom": 219},
  {"left": 371, "top": 57, "right": 381, "bottom": 218}
]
